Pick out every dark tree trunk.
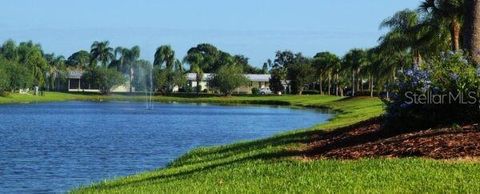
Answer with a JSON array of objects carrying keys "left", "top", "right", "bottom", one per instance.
[
  {"left": 369, "top": 75, "right": 374, "bottom": 98},
  {"left": 319, "top": 75, "right": 323, "bottom": 95},
  {"left": 335, "top": 74, "right": 339, "bottom": 96},
  {"left": 328, "top": 73, "right": 332, "bottom": 95},
  {"left": 465, "top": 0, "right": 480, "bottom": 64},
  {"left": 358, "top": 78, "right": 362, "bottom": 92},
  {"left": 351, "top": 70, "right": 355, "bottom": 96},
  {"left": 356, "top": 68, "right": 361, "bottom": 92},
  {"left": 413, "top": 51, "right": 423, "bottom": 66},
  {"left": 450, "top": 19, "right": 462, "bottom": 51}
]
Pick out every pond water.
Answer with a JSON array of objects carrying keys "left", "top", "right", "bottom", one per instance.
[{"left": 0, "top": 101, "right": 332, "bottom": 193}]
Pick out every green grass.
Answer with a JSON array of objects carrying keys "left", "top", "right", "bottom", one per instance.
[
  {"left": 3, "top": 92, "right": 478, "bottom": 193},
  {"left": 75, "top": 159, "right": 480, "bottom": 193}
]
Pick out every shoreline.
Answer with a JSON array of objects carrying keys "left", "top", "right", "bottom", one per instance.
[
  {"left": 7, "top": 93, "right": 480, "bottom": 193},
  {"left": 7, "top": 92, "right": 428, "bottom": 193}
]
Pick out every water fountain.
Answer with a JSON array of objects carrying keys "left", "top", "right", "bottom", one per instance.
[{"left": 144, "top": 64, "right": 154, "bottom": 110}]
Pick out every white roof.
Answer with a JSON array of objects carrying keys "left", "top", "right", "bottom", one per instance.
[
  {"left": 245, "top": 74, "right": 270, "bottom": 82},
  {"left": 186, "top": 73, "right": 270, "bottom": 82},
  {"left": 68, "top": 70, "right": 83, "bottom": 79},
  {"left": 186, "top": 73, "right": 214, "bottom": 81}
]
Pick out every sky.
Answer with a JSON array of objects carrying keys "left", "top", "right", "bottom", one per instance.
[{"left": 0, "top": 0, "right": 421, "bottom": 67}]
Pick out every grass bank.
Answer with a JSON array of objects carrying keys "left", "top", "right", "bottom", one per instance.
[
  {"left": 3, "top": 92, "right": 479, "bottom": 193},
  {"left": 66, "top": 93, "right": 480, "bottom": 193}
]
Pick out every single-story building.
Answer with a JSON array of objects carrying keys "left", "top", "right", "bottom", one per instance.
[
  {"left": 66, "top": 70, "right": 274, "bottom": 94},
  {"left": 67, "top": 70, "right": 131, "bottom": 93},
  {"left": 186, "top": 73, "right": 271, "bottom": 94}
]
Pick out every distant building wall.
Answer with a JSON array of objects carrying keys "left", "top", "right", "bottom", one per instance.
[{"left": 186, "top": 73, "right": 271, "bottom": 94}]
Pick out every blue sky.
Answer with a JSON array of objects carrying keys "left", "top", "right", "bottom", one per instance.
[{"left": 0, "top": 0, "right": 421, "bottom": 67}]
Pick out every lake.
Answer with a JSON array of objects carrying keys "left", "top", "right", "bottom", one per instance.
[{"left": 0, "top": 101, "right": 332, "bottom": 193}]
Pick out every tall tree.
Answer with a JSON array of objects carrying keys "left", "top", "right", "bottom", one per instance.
[
  {"left": 113, "top": 46, "right": 140, "bottom": 92},
  {"left": 174, "top": 59, "right": 184, "bottom": 73},
  {"left": 90, "top": 41, "right": 114, "bottom": 67},
  {"left": 185, "top": 53, "right": 205, "bottom": 94},
  {"left": 313, "top": 52, "right": 340, "bottom": 95},
  {"left": 379, "top": 10, "right": 423, "bottom": 65},
  {"left": 45, "top": 54, "right": 66, "bottom": 91},
  {"left": 185, "top": 43, "right": 219, "bottom": 72},
  {"left": 378, "top": 9, "right": 449, "bottom": 66},
  {"left": 0, "top": 40, "right": 18, "bottom": 61},
  {"left": 154, "top": 45, "right": 175, "bottom": 70},
  {"left": 464, "top": 0, "right": 480, "bottom": 64},
  {"left": 154, "top": 45, "right": 188, "bottom": 93},
  {"left": 262, "top": 59, "right": 271, "bottom": 74},
  {"left": 17, "top": 41, "right": 48, "bottom": 88},
  {"left": 419, "top": 0, "right": 465, "bottom": 51},
  {"left": 288, "top": 60, "right": 315, "bottom": 95},
  {"left": 343, "top": 49, "right": 367, "bottom": 96},
  {"left": 66, "top": 50, "right": 90, "bottom": 68}
]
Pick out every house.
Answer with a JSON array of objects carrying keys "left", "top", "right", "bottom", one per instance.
[
  {"left": 67, "top": 70, "right": 273, "bottom": 94},
  {"left": 186, "top": 73, "right": 271, "bottom": 94},
  {"left": 67, "top": 70, "right": 131, "bottom": 93}
]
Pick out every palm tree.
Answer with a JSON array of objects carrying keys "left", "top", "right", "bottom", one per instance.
[
  {"left": 379, "top": 10, "right": 425, "bottom": 66},
  {"left": 419, "top": 0, "right": 465, "bottom": 51},
  {"left": 45, "top": 54, "right": 66, "bottom": 91},
  {"left": 464, "top": 0, "right": 480, "bottom": 64},
  {"left": 174, "top": 59, "right": 184, "bottom": 73},
  {"left": 127, "top": 46, "right": 141, "bottom": 93},
  {"left": 363, "top": 49, "right": 388, "bottom": 98},
  {"left": 66, "top": 50, "right": 90, "bottom": 69},
  {"left": 154, "top": 45, "right": 175, "bottom": 70},
  {"left": 121, "top": 46, "right": 140, "bottom": 92},
  {"left": 90, "top": 41, "right": 114, "bottom": 67},
  {"left": 313, "top": 52, "right": 340, "bottom": 95},
  {"left": 111, "top": 47, "right": 126, "bottom": 71},
  {"left": 343, "top": 49, "right": 367, "bottom": 96},
  {"left": 184, "top": 53, "right": 205, "bottom": 94},
  {"left": 379, "top": 9, "right": 449, "bottom": 66}
]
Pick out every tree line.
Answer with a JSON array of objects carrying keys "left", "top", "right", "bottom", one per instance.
[
  {"left": 1, "top": 0, "right": 480, "bottom": 97},
  {"left": 266, "top": 0, "right": 480, "bottom": 96},
  {"left": 0, "top": 41, "right": 267, "bottom": 95}
]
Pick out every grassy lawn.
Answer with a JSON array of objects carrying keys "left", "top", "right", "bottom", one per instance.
[{"left": 2, "top": 92, "right": 479, "bottom": 193}]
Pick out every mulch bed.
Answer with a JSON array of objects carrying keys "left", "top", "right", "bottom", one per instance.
[{"left": 305, "top": 119, "right": 480, "bottom": 159}]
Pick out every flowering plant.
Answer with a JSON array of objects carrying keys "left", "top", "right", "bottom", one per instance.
[{"left": 385, "top": 52, "right": 480, "bottom": 131}]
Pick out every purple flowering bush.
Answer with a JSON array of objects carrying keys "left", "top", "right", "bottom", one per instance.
[{"left": 385, "top": 52, "right": 480, "bottom": 131}]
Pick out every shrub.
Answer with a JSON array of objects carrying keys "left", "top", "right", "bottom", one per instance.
[
  {"left": 0, "top": 67, "right": 9, "bottom": 95},
  {"left": 208, "top": 65, "right": 249, "bottom": 96},
  {"left": 288, "top": 62, "right": 315, "bottom": 95},
  {"left": 251, "top": 88, "right": 260, "bottom": 95},
  {"left": 153, "top": 68, "right": 187, "bottom": 94},
  {"left": 0, "top": 57, "right": 32, "bottom": 92},
  {"left": 178, "top": 85, "right": 193, "bottom": 93},
  {"left": 82, "top": 67, "right": 126, "bottom": 95},
  {"left": 385, "top": 52, "right": 480, "bottom": 131},
  {"left": 269, "top": 68, "right": 286, "bottom": 94}
]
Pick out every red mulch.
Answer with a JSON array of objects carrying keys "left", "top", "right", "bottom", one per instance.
[{"left": 305, "top": 119, "right": 480, "bottom": 159}]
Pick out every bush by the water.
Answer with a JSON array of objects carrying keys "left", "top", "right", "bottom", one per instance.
[
  {"left": 208, "top": 65, "right": 249, "bottom": 96},
  {"left": 385, "top": 52, "right": 480, "bottom": 131},
  {"left": 82, "top": 67, "right": 126, "bottom": 95},
  {"left": 251, "top": 88, "right": 260, "bottom": 95}
]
